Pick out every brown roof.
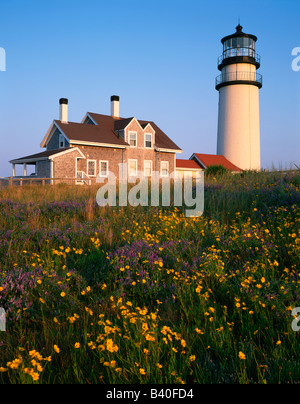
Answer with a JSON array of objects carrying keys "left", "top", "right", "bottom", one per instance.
[
  {"left": 55, "top": 120, "right": 128, "bottom": 147},
  {"left": 113, "top": 117, "right": 135, "bottom": 131},
  {"left": 176, "top": 159, "right": 202, "bottom": 169},
  {"left": 192, "top": 153, "right": 243, "bottom": 172},
  {"left": 88, "top": 113, "right": 182, "bottom": 151},
  {"left": 10, "top": 148, "right": 70, "bottom": 163},
  {"left": 138, "top": 120, "right": 182, "bottom": 151}
]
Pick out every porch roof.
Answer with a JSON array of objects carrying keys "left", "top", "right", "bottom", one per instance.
[{"left": 10, "top": 148, "right": 70, "bottom": 164}]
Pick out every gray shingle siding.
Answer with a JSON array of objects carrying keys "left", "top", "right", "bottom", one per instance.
[
  {"left": 36, "top": 160, "right": 51, "bottom": 178},
  {"left": 47, "top": 128, "right": 70, "bottom": 151}
]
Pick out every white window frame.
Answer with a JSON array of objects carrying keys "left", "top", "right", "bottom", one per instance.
[
  {"left": 144, "top": 133, "right": 153, "bottom": 148},
  {"left": 160, "top": 161, "right": 169, "bottom": 177},
  {"left": 59, "top": 134, "right": 65, "bottom": 148},
  {"left": 99, "top": 160, "right": 109, "bottom": 177},
  {"left": 87, "top": 159, "right": 97, "bottom": 177},
  {"left": 128, "top": 131, "right": 137, "bottom": 148},
  {"left": 128, "top": 159, "right": 138, "bottom": 177},
  {"left": 144, "top": 160, "right": 152, "bottom": 177}
]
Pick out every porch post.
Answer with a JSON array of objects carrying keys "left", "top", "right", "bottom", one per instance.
[
  {"left": 23, "top": 163, "right": 27, "bottom": 177},
  {"left": 12, "top": 163, "right": 16, "bottom": 177},
  {"left": 50, "top": 160, "right": 54, "bottom": 185}
]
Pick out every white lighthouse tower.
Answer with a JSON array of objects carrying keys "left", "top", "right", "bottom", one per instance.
[{"left": 216, "top": 25, "right": 262, "bottom": 171}]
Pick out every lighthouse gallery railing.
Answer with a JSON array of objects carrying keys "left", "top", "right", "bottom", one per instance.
[
  {"left": 215, "top": 71, "right": 263, "bottom": 87},
  {"left": 218, "top": 47, "right": 261, "bottom": 66}
]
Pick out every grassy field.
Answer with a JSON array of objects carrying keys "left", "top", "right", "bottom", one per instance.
[{"left": 0, "top": 170, "right": 299, "bottom": 384}]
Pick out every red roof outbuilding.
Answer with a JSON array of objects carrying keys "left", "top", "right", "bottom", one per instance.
[
  {"left": 176, "top": 159, "right": 202, "bottom": 169},
  {"left": 191, "top": 153, "right": 243, "bottom": 172}
]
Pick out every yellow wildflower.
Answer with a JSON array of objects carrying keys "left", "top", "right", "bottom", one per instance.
[
  {"left": 238, "top": 351, "right": 246, "bottom": 360},
  {"left": 53, "top": 345, "right": 60, "bottom": 354}
]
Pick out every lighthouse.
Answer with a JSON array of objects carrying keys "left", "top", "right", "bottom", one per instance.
[{"left": 216, "top": 25, "right": 262, "bottom": 171}]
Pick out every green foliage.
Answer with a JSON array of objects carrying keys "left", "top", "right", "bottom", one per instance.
[{"left": 205, "top": 164, "right": 228, "bottom": 177}]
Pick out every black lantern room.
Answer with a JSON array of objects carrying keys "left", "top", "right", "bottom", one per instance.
[
  {"left": 215, "top": 25, "right": 262, "bottom": 91},
  {"left": 217, "top": 24, "right": 261, "bottom": 71}
]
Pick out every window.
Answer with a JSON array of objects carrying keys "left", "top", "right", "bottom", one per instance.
[
  {"left": 99, "top": 161, "right": 109, "bottom": 177},
  {"left": 59, "top": 134, "right": 65, "bottom": 148},
  {"left": 236, "top": 37, "right": 244, "bottom": 49},
  {"left": 144, "top": 160, "right": 152, "bottom": 177},
  {"left": 87, "top": 160, "right": 96, "bottom": 177},
  {"left": 129, "top": 131, "right": 137, "bottom": 147},
  {"left": 160, "top": 161, "right": 169, "bottom": 177},
  {"left": 145, "top": 133, "right": 153, "bottom": 148},
  {"left": 242, "top": 37, "right": 249, "bottom": 49},
  {"left": 128, "top": 160, "right": 138, "bottom": 177},
  {"left": 224, "top": 39, "right": 231, "bottom": 51}
]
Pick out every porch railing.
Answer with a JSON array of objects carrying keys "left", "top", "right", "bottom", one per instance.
[
  {"left": 3, "top": 176, "right": 93, "bottom": 186},
  {"left": 77, "top": 171, "right": 91, "bottom": 185}
]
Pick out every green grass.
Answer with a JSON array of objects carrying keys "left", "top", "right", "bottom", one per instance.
[{"left": 0, "top": 170, "right": 299, "bottom": 384}]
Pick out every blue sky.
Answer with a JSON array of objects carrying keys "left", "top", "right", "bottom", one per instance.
[{"left": 0, "top": 0, "right": 299, "bottom": 176}]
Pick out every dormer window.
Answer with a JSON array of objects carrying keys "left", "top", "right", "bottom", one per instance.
[
  {"left": 59, "top": 134, "right": 65, "bottom": 148},
  {"left": 145, "top": 133, "right": 153, "bottom": 148},
  {"left": 117, "top": 130, "right": 125, "bottom": 140},
  {"left": 129, "top": 131, "right": 137, "bottom": 147}
]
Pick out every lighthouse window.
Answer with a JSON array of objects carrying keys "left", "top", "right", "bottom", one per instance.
[
  {"left": 236, "top": 37, "right": 244, "bottom": 48},
  {"left": 243, "top": 37, "right": 249, "bottom": 48}
]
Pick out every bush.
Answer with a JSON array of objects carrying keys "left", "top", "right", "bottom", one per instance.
[{"left": 205, "top": 165, "right": 228, "bottom": 177}]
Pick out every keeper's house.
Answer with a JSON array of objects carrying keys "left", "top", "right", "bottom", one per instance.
[{"left": 9, "top": 96, "right": 183, "bottom": 184}]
